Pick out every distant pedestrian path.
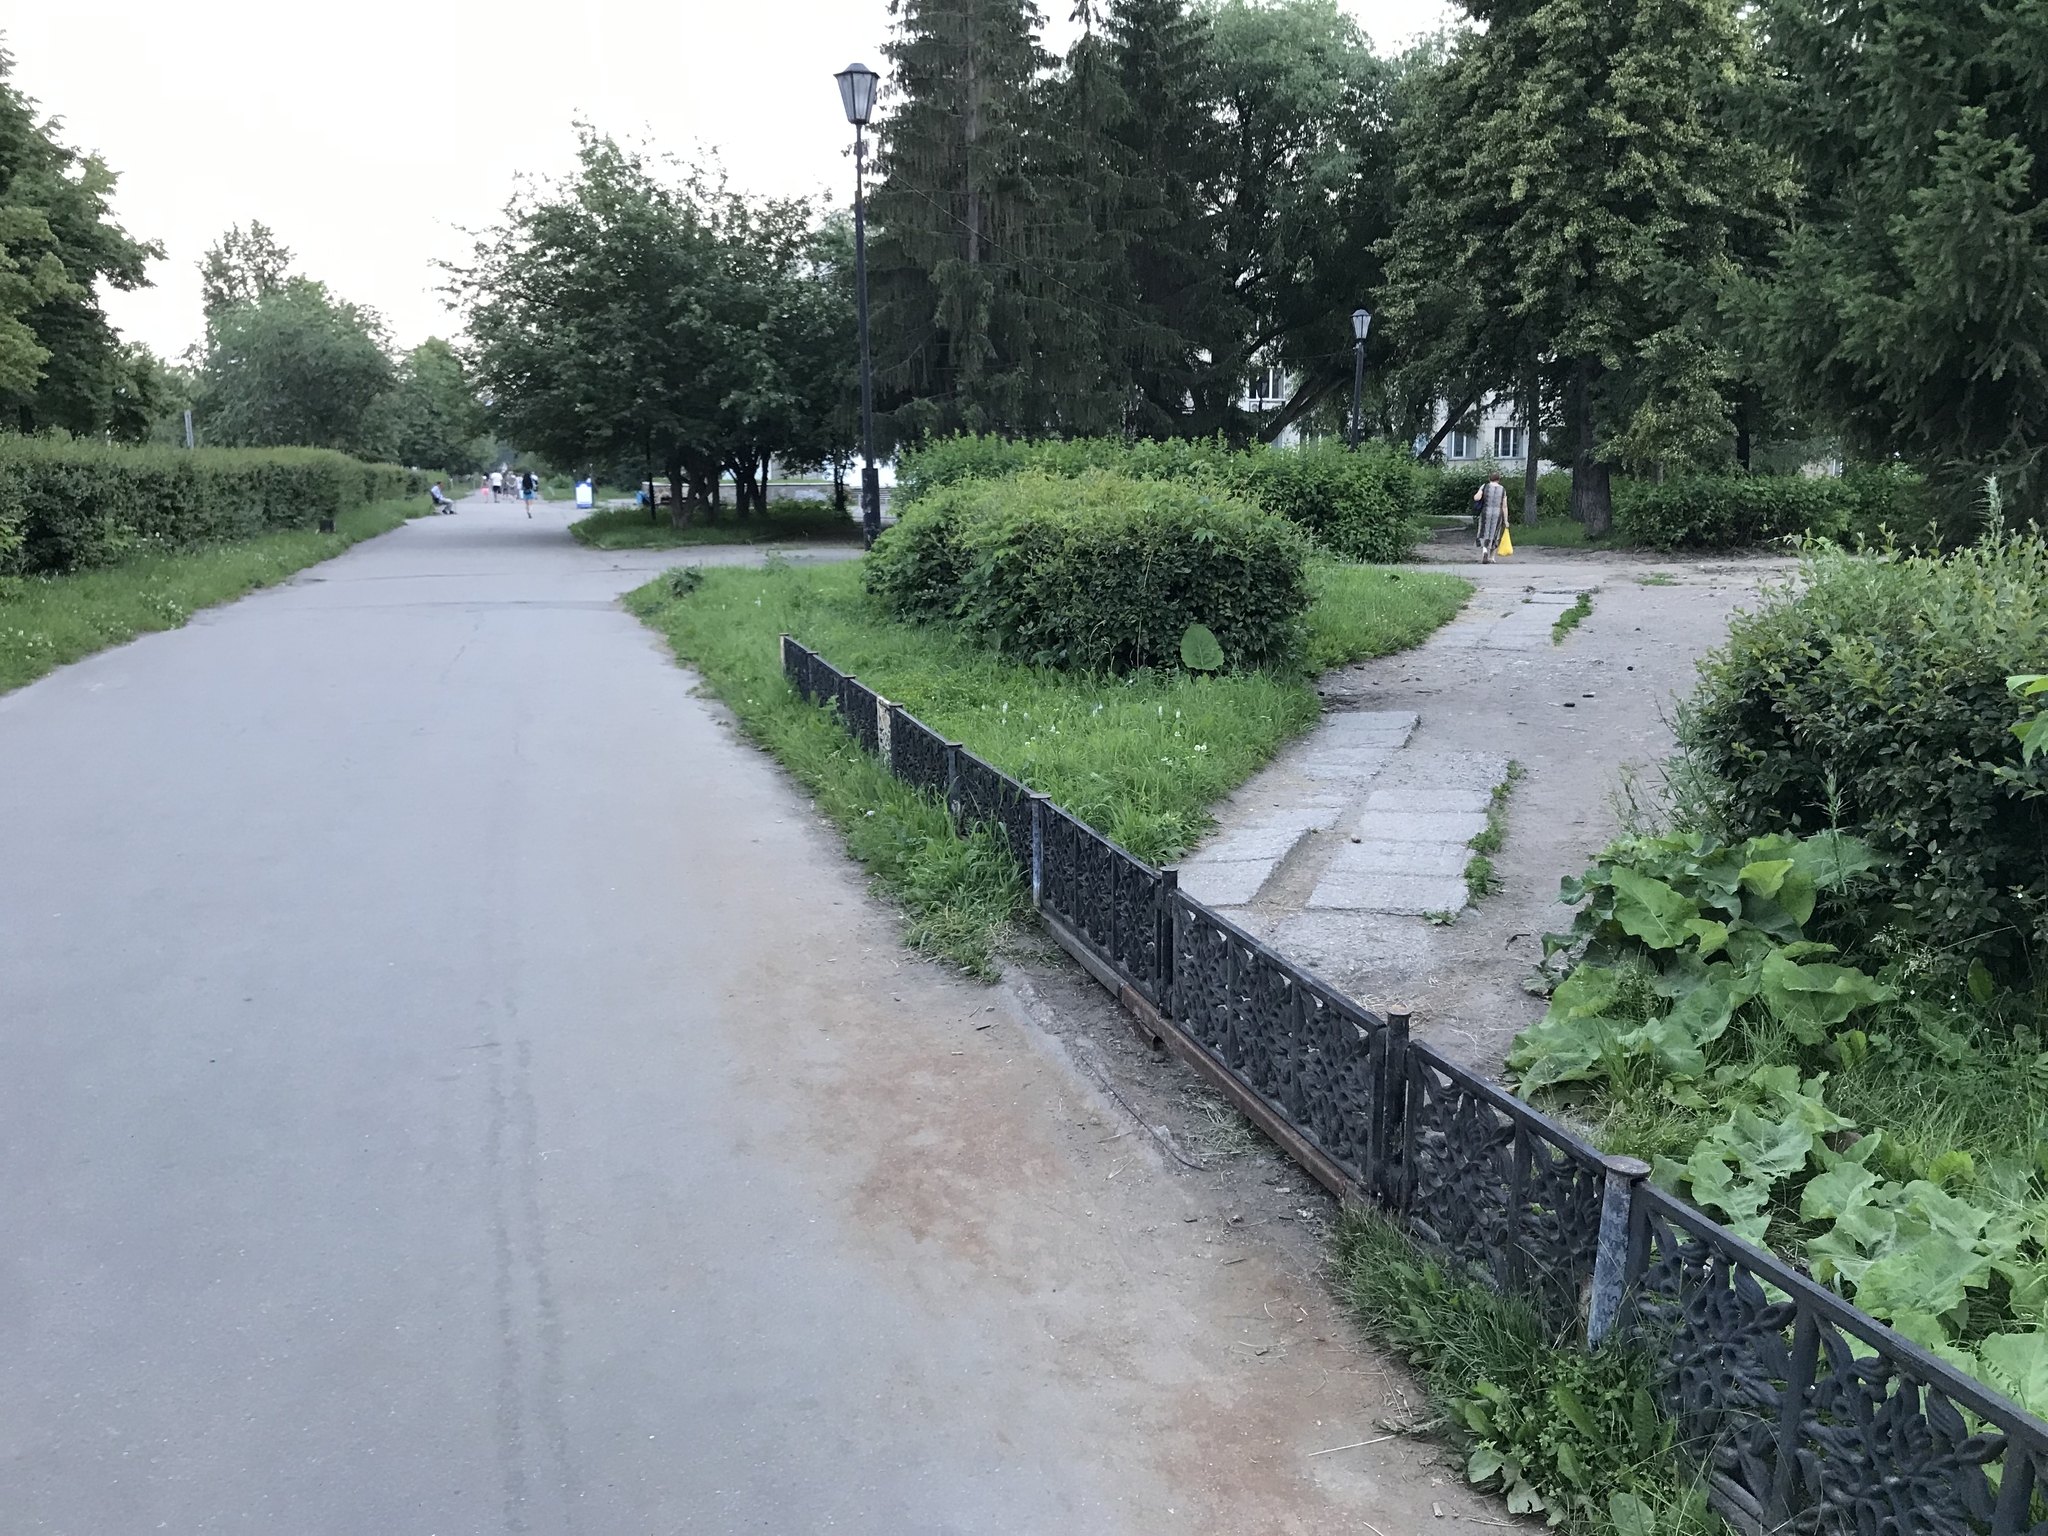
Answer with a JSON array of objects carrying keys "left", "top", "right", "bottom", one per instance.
[{"left": 1180, "top": 548, "right": 1793, "bottom": 1071}]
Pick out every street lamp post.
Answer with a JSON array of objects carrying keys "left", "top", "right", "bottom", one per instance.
[
  {"left": 836, "top": 62, "right": 882, "bottom": 548},
  {"left": 1348, "top": 308, "right": 1372, "bottom": 451}
]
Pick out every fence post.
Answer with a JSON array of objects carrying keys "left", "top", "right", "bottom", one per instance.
[
  {"left": 1029, "top": 793, "right": 1048, "bottom": 910},
  {"left": 1382, "top": 1008, "right": 1411, "bottom": 1210},
  {"left": 779, "top": 633, "right": 790, "bottom": 676},
  {"left": 944, "top": 743, "right": 961, "bottom": 825},
  {"left": 875, "top": 698, "right": 893, "bottom": 768},
  {"left": 1587, "top": 1155, "right": 1651, "bottom": 1346}
]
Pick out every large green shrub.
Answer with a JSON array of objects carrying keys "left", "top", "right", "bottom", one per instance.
[
  {"left": 894, "top": 433, "right": 1423, "bottom": 562},
  {"left": 1225, "top": 440, "right": 1421, "bottom": 563},
  {"left": 1614, "top": 466, "right": 1927, "bottom": 550},
  {"left": 1678, "top": 537, "right": 2048, "bottom": 967},
  {"left": 866, "top": 470, "right": 1312, "bottom": 672},
  {"left": 0, "top": 439, "right": 427, "bottom": 575}
]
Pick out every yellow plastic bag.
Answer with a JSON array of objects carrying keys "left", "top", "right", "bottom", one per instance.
[{"left": 1497, "top": 526, "right": 1513, "bottom": 557}]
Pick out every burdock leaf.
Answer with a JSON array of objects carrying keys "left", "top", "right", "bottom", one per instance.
[{"left": 1179, "top": 622, "right": 1225, "bottom": 671}]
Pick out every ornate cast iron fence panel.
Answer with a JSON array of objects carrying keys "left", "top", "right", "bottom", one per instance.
[
  {"left": 1170, "top": 895, "right": 1388, "bottom": 1190},
  {"left": 887, "top": 706, "right": 951, "bottom": 800},
  {"left": 1400, "top": 1047, "right": 1606, "bottom": 1330},
  {"left": 1629, "top": 1185, "right": 2048, "bottom": 1536},
  {"left": 952, "top": 750, "right": 1035, "bottom": 878},
  {"left": 839, "top": 677, "right": 881, "bottom": 756},
  {"left": 779, "top": 633, "right": 2048, "bottom": 1536},
  {"left": 1038, "top": 806, "right": 1167, "bottom": 1002}
]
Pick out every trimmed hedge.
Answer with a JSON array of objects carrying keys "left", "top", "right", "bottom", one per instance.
[
  {"left": 1613, "top": 466, "right": 1927, "bottom": 550},
  {"left": 865, "top": 470, "right": 1313, "bottom": 672},
  {"left": 0, "top": 439, "right": 433, "bottom": 575},
  {"left": 1678, "top": 535, "right": 2048, "bottom": 968},
  {"left": 895, "top": 433, "right": 1423, "bottom": 563}
]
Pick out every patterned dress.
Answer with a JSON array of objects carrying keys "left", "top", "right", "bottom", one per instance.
[{"left": 1475, "top": 481, "right": 1508, "bottom": 561}]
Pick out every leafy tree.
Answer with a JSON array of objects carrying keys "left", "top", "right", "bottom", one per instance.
[
  {"left": 1198, "top": 0, "right": 1402, "bottom": 444},
  {"left": 458, "top": 132, "right": 853, "bottom": 521},
  {"left": 199, "top": 221, "right": 293, "bottom": 317},
  {"left": 0, "top": 46, "right": 162, "bottom": 436},
  {"left": 1746, "top": 0, "right": 2048, "bottom": 514},
  {"left": 1380, "top": 0, "right": 1786, "bottom": 533},
  {"left": 374, "top": 338, "right": 488, "bottom": 471},
  {"left": 459, "top": 134, "right": 722, "bottom": 516},
  {"left": 197, "top": 278, "right": 396, "bottom": 455}
]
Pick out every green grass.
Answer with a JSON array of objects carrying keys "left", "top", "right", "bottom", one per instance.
[
  {"left": 1552, "top": 591, "right": 1594, "bottom": 644},
  {"left": 571, "top": 499, "right": 860, "bottom": 550},
  {"left": 625, "top": 558, "right": 1470, "bottom": 973},
  {"left": 0, "top": 496, "right": 423, "bottom": 694},
  {"left": 1514, "top": 519, "right": 1626, "bottom": 550},
  {"left": 1336, "top": 1209, "right": 1716, "bottom": 1536},
  {"left": 1463, "top": 761, "right": 1523, "bottom": 903}
]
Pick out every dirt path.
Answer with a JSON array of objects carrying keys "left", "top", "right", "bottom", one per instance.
[{"left": 1181, "top": 540, "right": 1793, "bottom": 1073}]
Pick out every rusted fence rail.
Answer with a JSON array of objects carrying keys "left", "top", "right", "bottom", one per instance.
[{"left": 781, "top": 633, "right": 2048, "bottom": 1536}]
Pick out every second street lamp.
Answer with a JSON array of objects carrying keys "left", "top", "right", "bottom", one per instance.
[
  {"left": 835, "top": 61, "right": 882, "bottom": 547},
  {"left": 1349, "top": 308, "right": 1372, "bottom": 451}
]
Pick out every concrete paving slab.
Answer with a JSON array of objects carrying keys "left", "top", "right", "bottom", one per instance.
[
  {"left": 1306, "top": 870, "right": 1473, "bottom": 914},
  {"left": 1189, "top": 813, "right": 1321, "bottom": 863},
  {"left": 1365, "top": 786, "right": 1493, "bottom": 814},
  {"left": 1320, "top": 839, "right": 1472, "bottom": 879},
  {"left": 1350, "top": 809, "right": 1490, "bottom": 844},
  {"left": 1295, "top": 747, "right": 1396, "bottom": 781},
  {"left": 1175, "top": 858, "right": 1276, "bottom": 907}
]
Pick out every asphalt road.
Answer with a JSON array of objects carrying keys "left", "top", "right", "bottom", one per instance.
[{"left": 0, "top": 500, "right": 1473, "bottom": 1534}]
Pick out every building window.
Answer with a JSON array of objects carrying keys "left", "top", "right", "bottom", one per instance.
[
  {"left": 1246, "top": 366, "right": 1285, "bottom": 405},
  {"left": 1494, "top": 425, "right": 1524, "bottom": 459},
  {"left": 1449, "top": 430, "right": 1476, "bottom": 459}
]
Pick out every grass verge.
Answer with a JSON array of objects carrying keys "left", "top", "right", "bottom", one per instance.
[
  {"left": 1463, "top": 760, "right": 1523, "bottom": 904},
  {"left": 571, "top": 499, "right": 860, "bottom": 550},
  {"left": 625, "top": 558, "right": 1470, "bottom": 974},
  {"left": 1552, "top": 591, "right": 1594, "bottom": 644},
  {"left": 1336, "top": 1208, "right": 1716, "bottom": 1536},
  {"left": 0, "top": 495, "right": 423, "bottom": 694}
]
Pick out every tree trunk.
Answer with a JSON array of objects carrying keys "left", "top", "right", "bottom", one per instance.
[
  {"left": 1570, "top": 360, "right": 1613, "bottom": 538},
  {"left": 1520, "top": 370, "right": 1541, "bottom": 525},
  {"left": 682, "top": 457, "right": 718, "bottom": 519},
  {"left": 965, "top": 44, "right": 981, "bottom": 267},
  {"left": 833, "top": 457, "right": 847, "bottom": 512},
  {"left": 1735, "top": 389, "right": 1753, "bottom": 472},
  {"left": 1416, "top": 388, "right": 1483, "bottom": 461},
  {"left": 759, "top": 450, "right": 773, "bottom": 512},
  {"left": 666, "top": 454, "right": 691, "bottom": 529}
]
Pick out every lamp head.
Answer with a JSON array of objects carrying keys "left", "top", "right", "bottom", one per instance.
[
  {"left": 836, "top": 62, "right": 880, "bottom": 126},
  {"left": 1351, "top": 308, "right": 1373, "bottom": 342}
]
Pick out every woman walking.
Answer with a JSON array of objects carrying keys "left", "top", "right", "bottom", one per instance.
[{"left": 1473, "top": 471, "right": 1509, "bottom": 563}]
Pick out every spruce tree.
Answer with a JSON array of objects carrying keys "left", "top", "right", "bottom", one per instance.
[
  {"left": 1749, "top": 0, "right": 2048, "bottom": 512},
  {"left": 1098, "top": 0, "right": 1226, "bottom": 435},
  {"left": 870, "top": 0, "right": 1083, "bottom": 438}
]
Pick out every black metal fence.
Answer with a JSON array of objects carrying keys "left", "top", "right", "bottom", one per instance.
[{"left": 781, "top": 634, "right": 2048, "bottom": 1536}]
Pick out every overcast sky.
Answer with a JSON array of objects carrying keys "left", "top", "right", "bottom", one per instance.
[{"left": 10, "top": 0, "right": 1457, "bottom": 362}]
